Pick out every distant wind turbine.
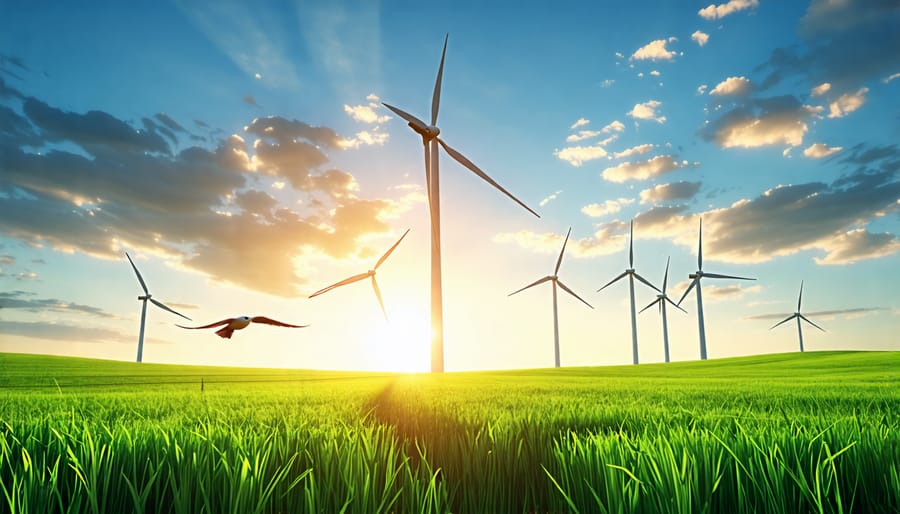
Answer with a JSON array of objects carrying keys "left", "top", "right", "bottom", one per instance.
[
  {"left": 638, "top": 257, "right": 687, "bottom": 363},
  {"left": 509, "top": 227, "right": 593, "bottom": 368},
  {"left": 308, "top": 229, "right": 410, "bottom": 318},
  {"left": 677, "top": 218, "right": 755, "bottom": 360},
  {"left": 597, "top": 220, "right": 660, "bottom": 365},
  {"left": 383, "top": 34, "right": 539, "bottom": 372},
  {"left": 125, "top": 252, "right": 191, "bottom": 363},
  {"left": 770, "top": 281, "right": 825, "bottom": 352}
]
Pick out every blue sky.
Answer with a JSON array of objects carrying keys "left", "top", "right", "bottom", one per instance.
[{"left": 0, "top": 0, "right": 897, "bottom": 371}]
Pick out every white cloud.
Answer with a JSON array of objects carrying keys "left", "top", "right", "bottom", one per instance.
[
  {"left": 343, "top": 103, "right": 391, "bottom": 124},
  {"left": 883, "top": 73, "right": 900, "bottom": 84},
  {"left": 650, "top": 70, "right": 661, "bottom": 77},
  {"left": 703, "top": 97, "right": 822, "bottom": 149},
  {"left": 566, "top": 130, "right": 602, "bottom": 143},
  {"left": 581, "top": 198, "right": 634, "bottom": 218},
  {"left": 811, "top": 83, "right": 831, "bottom": 97},
  {"left": 554, "top": 139, "right": 615, "bottom": 167},
  {"left": 639, "top": 181, "right": 702, "bottom": 204},
  {"left": 613, "top": 144, "right": 654, "bottom": 159},
  {"left": 827, "top": 87, "right": 869, "bottom": 118},
  {"left": 697, "top": 84, "right": 709, "bottom": 95},
  {"left": 628, "top": 100, "right": 666, "bottom": 123},
  {"left": 699, "top": 0, "right": 759, "bottom": 20},
  {"left": 631, "top": 37, "right": 678, "bottom": 61},
  {"left": 803, "top": 143, "right": 843, "bottom": 159},
  {"left": 340, "top": 129, "right": 389, "bottom": 148},
  {"left": 603, "top": 120, "right": 626, "bottom": 133},
  {"left": 600, "top": 79, "right": 615, "bottom": 88},
  {"left": 710, "top": 76, "right": 752, "bottom": 96},
  {"left": 601, "top": 155, "right": 681, "bottom": 183},
  {"left": 570, "top": 118, "right": 590, "bottom": 129},
  {"left": 815, "top": 229, "right": 900, "bottom": 265},
  {"left": 539, "top": 190, "right": 562, "bottom": 207},
  {"left": 691, "top": 31, "right": 710, "bottom": 46}
]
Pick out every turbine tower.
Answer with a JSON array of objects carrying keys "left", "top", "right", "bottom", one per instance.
[
  {"left": 597, "top": 220, "right": 660, "bottom": 365},
  {"left": 508, "top": 227, "right": 593, "bottom": 368},
  {"left": 125, "top": 252, "right": 191, "bottom": 363},
  {"left": 638, "top": 257, "right": 687, "bottom": 363},
  {"left": 383, "top": 35, "right": 539, "bottom": 372},
  {"left": 677, "top": 218, "right": 755, "bottom": 360},
  {"left": 770, "top": 280, "right": 825, "bottom": 352},
  {"left": 309, "top": 229, "right": 410, "bottom": 318}
]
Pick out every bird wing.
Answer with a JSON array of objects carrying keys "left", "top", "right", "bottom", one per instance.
[
  {"left": 251, "top": 316, "right": 309, "bottom": 328},
  {"left": 176, "top": 318, "right": 233, "bottom": 329}
]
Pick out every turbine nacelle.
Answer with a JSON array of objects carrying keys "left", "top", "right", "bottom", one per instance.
[
  {"left": 138, "top": 294, "right": 151, "bottom": 301},
  {"left": 409, "top": 122, "right": 441, "bottom": 140}
]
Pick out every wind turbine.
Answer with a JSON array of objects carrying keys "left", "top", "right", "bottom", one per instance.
[
  {"left": 597, "top": 220, "right": 660, "bottom": 365},
  {"left": 770, "top": 281, "right": 824, "bottom": 352},
  {"left": 508, "top": 227, "right": 593, "bottom": 368},
  {"left": 677, "top": 218, "right": 755, "bottom": 360},
  {"left": 638, "top": 257, "right": 687, "bottom": 363},
  {"left": 309, "top": 229, "right": 410, "bottom": 318},
  {"left": 383, "top": 34, "right": 539, "bottom": 372},
  {"left": 125, "top": 252, "right": 191, "bottom": 363}
]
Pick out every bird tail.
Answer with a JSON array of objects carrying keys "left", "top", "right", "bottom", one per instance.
[{"left": 215, "top": 327, "right": 234, "bottom": 339}]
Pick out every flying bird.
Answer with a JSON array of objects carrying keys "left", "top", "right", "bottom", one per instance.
[{"left": 177, "top": 316, "right": 308, "bottom": 339}]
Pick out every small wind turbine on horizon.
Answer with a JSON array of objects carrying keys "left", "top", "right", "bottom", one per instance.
[
  {"left": 383, "top": 34, "right": 540, "bottom": 373},
  {"left": 508, "top": 227, "right": 593, "bottom": 368},
  {"left": 597, "top": 220, "right": 660, "bottom": 365},
  {"left": 125, "top": 252, "right": 191, "bottom": 363},
  {"left": 638, "top": 257, "right": 687, "bottom": 363},
  {"left": 308, "top": 229, "right": 410, "bottom": 319},
  {"left": 770, "top": 280, "right": 825, "bottom": 352},
  {"left": 677, "top": 218, "right": 756, "bottom": 360}
]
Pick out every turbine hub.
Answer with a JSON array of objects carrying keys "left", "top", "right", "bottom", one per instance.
[
  {"left": 626, "top": 268, "right": 635, "bottom": 274},
  {"left": 411, "top": 123, "right": 440, "bottom": 140},
  {"left": 138, "top": 295, "right": 150, "bottom": 300}
]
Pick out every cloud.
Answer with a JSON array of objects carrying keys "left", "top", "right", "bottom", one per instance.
[
  {"left": 340, "top": 129, "right": 389, "bottom": 148},
  {"left": 581, "top": 198, "right": 635, "bottom": 218},
  {"left": 811, "top": 83, "right": 831, "bottom": 97},
  {"left": 601, "top": 155, "right": 682, "bottom": 183},
  {"left": 639, "top": 182, "right": 702, "bottom": 204},
  {"left": 691, "top": 31, "right": 710, "bottom": 47},
  {"left": 613, "top": 144, "right": 654, "bottom": 159},
  {"left": 884, "top": 72, "right": 900, "bottom": 84},
  {"left": 701, "top": 95, "right": 821, "bottom": 148},
  {"left": 0, "top": 255, "right": 13, "bottom": 265},
  {"left": 539, "top": 190, "right": 562, "bottom": 207},
  {"left": 343, "top": 102, "right": 391, "bottom": 124},
  {"left": 0, "top": 291, "right": 115, "bottom": 318},
  {"left": 803, "top": 143, "right": 842, "bottom": 159},
  {"left": 709, "top": 76, "right": 752, "bottom": 96},
  {"left": 631, "top": 38, "right": 678, "bottom": 61},
  {"left": 827, "top": 87, "right": 868, "bottom": 119},
  {"left": 628, "top": 100, "right": 666, "bottom": 123},
  {"left": 602, "top": 120, "right": 625, "bottom": 133},
  {"left": 566, "top": 130, "right": 602, "bottom": 143},
  {"left": 570, "top": 118, "right": 589, "bottom": 130},
  {"left": 704, "top": 283, "right": 762, "bottom": 301},
  {"left": 0, "top": 320, "right": 128, "bottom": 343},
  {"left": 813, "top": 228, "right": 900, "bottom": 265},
  {"left": 494, "top": 225, "right": 628, "bottom": 259},
  {"left": 699, "top": 0, "right": 758, "bottom": 20},
  {"left": 697, "top": 85, "right": 708, "bottom": 95},
  {"left": 554, "top": 136, "right": 618, "bottom": 167}
]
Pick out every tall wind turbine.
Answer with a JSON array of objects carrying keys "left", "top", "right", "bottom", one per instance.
[
  {"left": 383, "top": 35, "right": 539, "bottom": 372},
  {"left": 125, "top": 252, "right": 191, "bottom": 363},
  {"left": 508, "top": 227, "right": 593, "bottom": 368},
  {"left": 309, "top": 229, "right": 410, "bottom": 318},
  {"left": 597, "top": 220, "right": 660, "bottom": 365},
  {"left": 677, "top": 218, "right": 755, "bottom": 360},
  {"left": 638, "top": 257, "right": 687, "bottom": 363},
  {"left": 770, "top": 281, "right": 825, "bottom": 352}
]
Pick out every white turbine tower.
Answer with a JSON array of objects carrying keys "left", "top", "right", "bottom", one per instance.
[
  {"left": 383, "top": 35, "right": 539, "bottom": 372},
  {"left": 508, "top": 227, "right": 593, "bottom": 368},
  {"left": 638, "top": 257, "right": 687, "bottom": 363},
  {"left": 770, "top": 280, "right": 825, "bottom": 352},
  {"left": 597, "top": 220, "right": 660, "bottom": 365},
  {"left": 677, "top": 218, "right": 755, "bottom": 360},
  {"left": 309, "top": 229, "right": 410, "bottom": 318},
  {"left": 125, "top": 252, "right": 191, "bottom": 363}
]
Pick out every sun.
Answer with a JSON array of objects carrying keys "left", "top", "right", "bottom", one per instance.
[{"left": 370, "top": 303, "right": 430, "bottom": 372}]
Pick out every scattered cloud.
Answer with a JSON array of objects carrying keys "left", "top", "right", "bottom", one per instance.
[
  {"left": 343, "top": 101, "right": 391, "bottom": 124},
  {"left": 709, "top": 76, "right": 752, "bottom": 96},
  {"left": 570, "top": 118, "right": 589, "bottom": 130},
  {"left": 631, "top": 37, "right": 678, "bottom": 61},
  {"left": 602, "top": 155, "right": 682, "bottom": 183},
  {"left": 827, "top": 87, "right": 868, "bottom": 119},
  {"left": 600, "top": 79, "right": 615, "bottom": 88},
  {"left": 814, "top": 228, "right": 900, "bottom": 265},
  {"left": 566, "top": 130, "right": 602, "bottom": 143},
  {"left": 554, "top": 136, "right": 618, "bottom": 167},
  {"left": 811, "top": 83, "right": 831, "bottom": 97},
  {"left": 613, "top": 144, "right": 654, "bottom": 160},
  {"left": 602, "top": 120, "right": 625, "bottom": 133},
  {"left": 628, "top": 100, "right": 666, "bottom": 123},
  {"left": 0, "top": 320, "right": 129, "bottom": 343},
  {"left": 691, "top": 31, "right": 710, "bottom": 46},
  {"left": 697, "top": 85, "right": 709, "bottom": 95},
  {"left": 581, "top": 198, "right": 635, "bottom": 218},
  {"left": 639, "top": 182, "right": 702, "bottom": 204},
  {"left": 884, "top": 72, "right": 900, "bottom": 84},
  {"left": 699, "top": 0, "right": 758, "bottom": 20},
  {"left": 494, "top": 225, "right": 628, "bottom": 259},
  {"left": 803, "top": 143, "right": 842, "bottom": 159},
  {"left": 539, "top": 190, "right": 562, "bottom": 207},
  {"left": 0, "top": 291, "right": 115, "bottom": 318},
  {"left": 704, "top": 283, "right": 762, "bottom": 301},
  {"left": 701, "top": 95, "right": 821, "bottom": 149}
]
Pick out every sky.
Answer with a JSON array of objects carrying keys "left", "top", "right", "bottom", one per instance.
[{"left": 0, "top": 0, "right": 898, "bottom": 372}]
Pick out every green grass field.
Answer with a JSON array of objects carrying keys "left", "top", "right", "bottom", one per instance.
[{"left": 1, "top": 351, "right": 898, "bottom": 513}]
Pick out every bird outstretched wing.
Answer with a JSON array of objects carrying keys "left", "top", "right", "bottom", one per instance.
[
  {"left": 251, "top": 316, "right": 309, "bottom": 328},
  {"left": 176, "top": 318, "right": 234, "bottom": 329}
]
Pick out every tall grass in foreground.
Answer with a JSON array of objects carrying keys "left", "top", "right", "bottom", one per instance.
[{"left": 1, "top": 351, "right": 898, "bottom": 513}]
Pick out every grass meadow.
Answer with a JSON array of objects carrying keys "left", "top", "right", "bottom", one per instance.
[{"left": 1, "top": 351, "right": 898, "bottom": 513}]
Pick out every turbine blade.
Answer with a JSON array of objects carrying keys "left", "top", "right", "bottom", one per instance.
[
  {"left": 597, "top": 271, "right": 628, "bottom": 292},
  {"left": 375, "top": 229, "right": 411, "bottom": 270},
  {"left": 798, "top": 280, "right": 804, "bottom": 312},
  {"left": 677, "top": 278, "right": 699, "bottom": 306},
  {"left": 125, "top": 252, "right": 149, "bottom": 295},
  {"left": 371, "top": 276, "right": 387, "bottom": 320},
  {"left": 638, "top": 298, "right": 660, "bottom": 314},
  {"left": 431, "top": 34, "right": 448, "bottom": 126},
  {"left": 770, "top": 314, "right": 798, "bottom": 330},
  {"left": 629, "top": 219, "right": 634, "bottom": 269},
  {"left": 665, "top": 296, "right": 688, "bottom": 314},
  {"left": 799, "top": 314, "right": 825, "bottom": 332},
  {"left": 436, "top": 137, "right": 540, "bottom": 218},
  {"left": 557, "top": 280, "right": 594, "bottom": 309},
  {"left": 382, "top": 102, "right": 428, "bottom": 131},
  {"left": 632, "top": 272, "right": 661, "bottom": 293},
  {"left": 508, "top": 275, "right": 553, "bottom": 296},
  {"left": 149, "top": 298, "right": 191, "bottom": 321},
  {"left": 703, "top": 272, "right": 756, "bottom": 281},
  {"left": 309, "top": 271, "right": 372, "bottom": 298},
  {"left": 555, "top": 227, "right": 572, "bottom": 275},
  {"left": 662, "top": 256, "right": 670, "bottom": 292},
  {"left": 698, "top": 218, "right": 703, "bottom": 271}
]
